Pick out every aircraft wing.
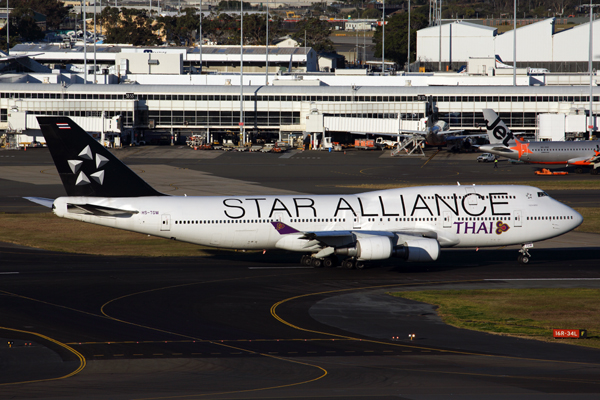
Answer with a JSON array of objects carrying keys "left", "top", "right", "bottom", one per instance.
[
  {"left": 484, "top": 145, "right": 515, "bottom": 153},
  {"left": 444, "top": 132, "right": 484, "bottom": 141},
  {"left": 271, "top": 222, "right": 458, "bottom": 248}
]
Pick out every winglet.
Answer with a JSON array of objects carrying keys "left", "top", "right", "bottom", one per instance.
[{"left": 271, "top": 221, "right": 300, "bottom": 235}]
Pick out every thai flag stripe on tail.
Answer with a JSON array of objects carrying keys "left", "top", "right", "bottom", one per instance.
[{"left": 56, "top": 123, "right": 71, "bottom": 129}]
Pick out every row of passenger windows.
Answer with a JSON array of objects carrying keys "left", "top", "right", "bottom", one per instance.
[
  {"left": 367, "top": 217, "right": 439, "bottom": 222},
  {"left": 457, "top": 216, "right": 510, "bottom": 221},
  {"left": 173, "top": 215, "right": 572, "bottom": 225},
  {"left": 527, "top": 216, "right": 574, "bottom": 220},
  {"left": 3, "top": 92, "right": 600, "bottom": 104},
  {"left": 533, "top": 147, "right": 599, "bottom": 151},
  {"left": 175, "top": 218, "right": 346, "bottom": 225}
]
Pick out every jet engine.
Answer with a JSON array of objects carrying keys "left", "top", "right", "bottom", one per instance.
[
  {"left": 335, "top": 237, "right": 440, "bottom": 262},
  {"left": 394, "top": 239, "right": 440, "bottom": 262}
]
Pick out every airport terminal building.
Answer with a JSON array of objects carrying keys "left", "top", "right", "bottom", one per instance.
[{"left": 1, "top": 82, "right": 599, "bottom": 146}]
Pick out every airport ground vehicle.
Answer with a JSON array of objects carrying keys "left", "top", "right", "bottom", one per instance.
[{"left": 477, "top": 153, "right": 496, "bottom": 162}]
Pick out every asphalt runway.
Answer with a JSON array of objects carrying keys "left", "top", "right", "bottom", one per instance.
[{"left": 1, "top": 147, "right": 600, "bottom": 399}]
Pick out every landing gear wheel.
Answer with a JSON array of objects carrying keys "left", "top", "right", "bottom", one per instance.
[
  {"left": 575, "top": 167, "right": 584, "bottom": 174},
  {"left": 518, "top": 244, "right": 532, "bottom": 264},
  {"left": 311, "top": 258, "right": 323, "bottom": 268},
  {"left": 355, "top": 262, "right": 366, "bottom": 270},
  {"left": 342, "top": 259, "right": 355, "bottom": 269},
  {"left": 591, "top": 168, "right": 599, "bottom": 175},
  {"left": 323, "top": 257, "right": 335, "bottom": 268},
  {"left": 300, "top": 255, "right": 312, "bottom": 266}
]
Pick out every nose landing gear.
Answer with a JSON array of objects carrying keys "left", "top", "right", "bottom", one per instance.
[{"left": 518, "top": 243, "right": 533, "bottom": 264}]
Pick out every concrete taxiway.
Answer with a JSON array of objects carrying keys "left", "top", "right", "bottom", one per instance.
[{"left": 0, "top": 147, "right": 599, "bottom": 399}]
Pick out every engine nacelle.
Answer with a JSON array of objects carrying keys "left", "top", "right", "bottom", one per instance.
[
  {"left": 395, "top": 239, "right": 440, "bottom": 262},
  {"left": 334, "top": 237, "right": 440, "bottom": 262},
  {"left": 336, "top": 236, "right": 393, "bottom": 261}
]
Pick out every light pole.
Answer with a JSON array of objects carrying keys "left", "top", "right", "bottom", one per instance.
[
  {"left": 6, "top": 0, "right": 9, "bottom": 56},
  {"left": 265, "top": 0, "right": 268, "bottom": 84},
  {"left": 94, "top": 0, "right": 97, "bottom": 84},
  {"left": 381, "top": 0, "right": 385, "bottom": 74},
  {"left": 513, "top": 0, "right": 516, "bottom": 86},
  {"left": 83, "top": 0, "right": 87, "bottom": 84},
  {"left": 240, "top": 0, "right": 244, "bottom": 146},
  {"left": 438, "top": 0, "right": 442, "bottom": 71},
  {"left": 407, "top": 0, "right": 410, "bottom": 72},
  {"left": 198, "top": 0, "right": 204, "bottom": 73},
  {"left": 589, "top": 1, "right": 597, "bottom": 140}
]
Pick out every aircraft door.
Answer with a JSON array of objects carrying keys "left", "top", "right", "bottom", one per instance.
[
  {"left": 464, "top": 187, "right": 478, "bottom": 205},
  {"left": 161, "top": 214, "right": 171, "bottom": 231},
  {"left": 443, "top": 211, "right": 452, "bottom": 228},
  {"left": 353, "top": 215, "right": 361, "bottom": 229},
  {"left": 514, "top": 210, "right": 522, "bottom": 227}
]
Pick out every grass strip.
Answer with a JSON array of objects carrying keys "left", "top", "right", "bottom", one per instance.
[
  {"left": 576, "top": 207, "right": 600, "bottom": 234},
  {"left": 389, "top": 289, "right": 600, "bottom": 349},
  {"left": 0, "top": 212, "right": 211, "bottom": 257}
]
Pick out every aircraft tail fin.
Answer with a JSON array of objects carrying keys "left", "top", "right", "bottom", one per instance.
[
  {"left": 482, "top": 109, "right": 515, "bottom": 146},
  {"left": 37, "top": 116, "right": 165, "bottom": 197}
]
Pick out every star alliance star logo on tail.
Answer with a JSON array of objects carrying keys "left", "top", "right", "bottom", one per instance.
[{"left": 68, "top": 145, "right": 109, "bottom": 186}]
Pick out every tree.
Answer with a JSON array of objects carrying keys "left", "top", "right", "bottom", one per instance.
[
  {"left": 99, "top": 7, "right": 162, "bottom": 46},
  {"left": 361, "top": 8, "right": 381, "bottom": 19},
  {"left": 372, "top": 8, "right": 428, "bottom": 67},
  {"left": 217, "top": 1, "right": 252, "bottom": 12},
  {"left": 292, "top": 17, "right": 334, "bottom": 52},
  {"left": 158, "top": 8, "right": 199, "bottom": 46},
  {"left": 203, "top": 12, "right": 237, "bottom": 45},
  {"left": 1, "top": 0, "right": 70, "bottom": 30}
]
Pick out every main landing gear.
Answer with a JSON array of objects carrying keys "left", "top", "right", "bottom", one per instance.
[
  {"left": 518, "top": 243, "right": 533, "bottom": 264},
  {"left": 301, "top": 255, "right": 366, "bottom": 269},
  {"left": 301, "top": 254, "right": 338, "bottom": 268}
]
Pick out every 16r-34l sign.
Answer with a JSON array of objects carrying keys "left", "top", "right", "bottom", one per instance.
[{"left": 553, "top": 329, "right": 587, "bottom": 339}]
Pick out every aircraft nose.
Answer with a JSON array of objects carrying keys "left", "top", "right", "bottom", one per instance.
[{"left": 571, "top": 209, "right": 584, "bottom": 229}]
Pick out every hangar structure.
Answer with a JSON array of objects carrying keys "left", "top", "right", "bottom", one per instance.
[
  {"left": 2, "top": 83, "right": 599, "bottom": 147},
  {"left": 9, "top": 44, "right": 319, "bottom": 75},
  {"left": 417, "top": 18, "right": 600, "bottom": 72}
]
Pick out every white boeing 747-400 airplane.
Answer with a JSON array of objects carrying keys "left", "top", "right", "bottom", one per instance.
[
  {"left": 480, "top": 109, "right": 600, "bottom": 174},
  {"left": 27, "top": 117, "right": 583, "bottom": 267}
]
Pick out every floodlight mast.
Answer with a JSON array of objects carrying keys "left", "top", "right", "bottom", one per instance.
[{"left": 240, "top": 0, "right": 244, "bottom": 145}]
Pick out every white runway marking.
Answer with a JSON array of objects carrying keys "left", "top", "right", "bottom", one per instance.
[{"left": 0, "top": 272, "right": 20, "bottom": 275}]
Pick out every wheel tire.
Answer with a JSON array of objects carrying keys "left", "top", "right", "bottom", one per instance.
[
  {"left": 356, "top": 262, "right": 366, "bottom": 270},
  {"left": 591, "top": 169, "right": 599, "bottom": 175},
  {"left": 518, "top": 255, "right": 530, "bottom": 264},
  {"left": 301, "top": 256, "right": 312, "bottom": 266},
  {"left": 342, "top": 259, "right": 355, "bottom": 269},
  {"left": 312, "top": 258, "right": 323, "bottom": 268},
  {"left": 575, "top": 167, "right": 584, "bottom": 174},
  {"left": 323, "top": 258, "right": 334, "bottom": 268}
]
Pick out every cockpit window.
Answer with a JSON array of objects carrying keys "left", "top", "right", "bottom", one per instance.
[{"left": 537, "top": 191, "right": 549, "bottom": 197}]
